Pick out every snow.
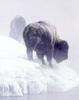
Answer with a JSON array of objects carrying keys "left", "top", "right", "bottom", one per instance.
[
  {"left": 0, "top": 36, "right": 79, "bottom": 96},
  {"left": 0, "top": 36, "right": 26, "bottom": 58}
]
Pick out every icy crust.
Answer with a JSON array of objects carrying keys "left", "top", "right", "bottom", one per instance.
[
  {"left": 0, "top": 58, "right": 79, "bottom": 96},
  {"left": 0, "top": 36, "right": 79, "bottom": 96},
  {"left": 0, "top": 58, "right": 47, "bottom": 96}
]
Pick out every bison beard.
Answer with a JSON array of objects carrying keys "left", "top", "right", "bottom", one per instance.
[{"left": 23, "top": 21, "right": 69, "bottom": 66}]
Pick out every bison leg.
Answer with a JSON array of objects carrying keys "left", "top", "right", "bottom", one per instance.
[
  {"left": 47, "top": 57, "right": 52, "bottom": 67},
  {"left": 36, "top": 52, "right": 45, "bottom": 64},
  {"left": 27, "top": 48, "right": 33, "bottom": 60},
  {"left": 46, "top": 52, "right": 53, "bottom": 67}
]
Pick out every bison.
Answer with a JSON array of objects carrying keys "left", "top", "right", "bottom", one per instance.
[{"left": 23, "top": 21, "right": 69, "bottom": 66}]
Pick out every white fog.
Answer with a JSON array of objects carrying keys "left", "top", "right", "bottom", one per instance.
[{"left": 0, "top": 0, "right": 79, "bottom": 99}]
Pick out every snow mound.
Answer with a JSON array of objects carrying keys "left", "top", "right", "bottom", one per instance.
[
  {"left": 0, "top": 36, "right": 26, "bottom": 58},
  {"left": 0, "top": 36, "right": 78, "bottom": 96}
]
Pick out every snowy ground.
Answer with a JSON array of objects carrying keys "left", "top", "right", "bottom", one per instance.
[{"left": 0, "top": 36, "right": 79, "bottom": 96}]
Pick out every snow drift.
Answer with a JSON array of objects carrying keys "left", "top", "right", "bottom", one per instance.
[{"left": 0, "top": 36, "right": 78, "bottom": 96}]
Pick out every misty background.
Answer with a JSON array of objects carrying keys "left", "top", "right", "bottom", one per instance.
[{"left": 0, "top": 0, "right": 78, "bottom": 73}]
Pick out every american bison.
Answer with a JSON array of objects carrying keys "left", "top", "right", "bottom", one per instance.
[{"left": 23, "top": 21, "right": 69, "bottom": 66}]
